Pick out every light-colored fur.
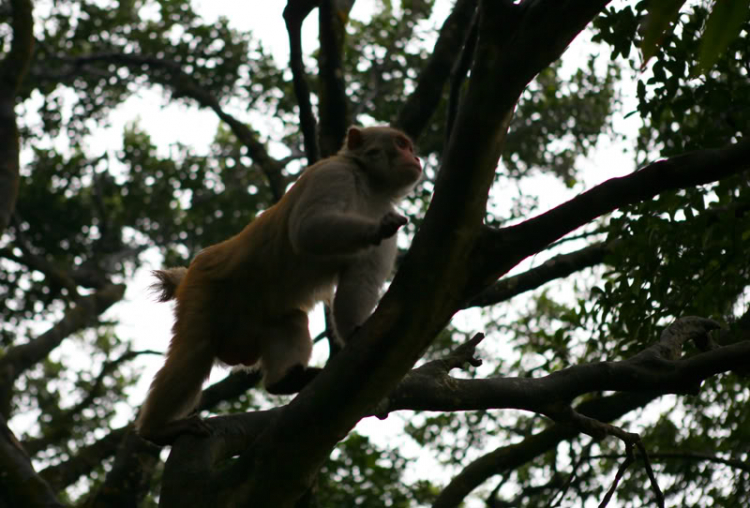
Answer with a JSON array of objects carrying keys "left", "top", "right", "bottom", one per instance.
[{"left": 135, "top": 126, "right": 421, "bottom": 440}]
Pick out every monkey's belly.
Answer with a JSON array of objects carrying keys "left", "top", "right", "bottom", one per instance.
[
  {"left": 216, "top": 320, "right": 260, "bottom": 367},
  {"left": 215, "top": 333, "right": 261, "bottom": 366}
]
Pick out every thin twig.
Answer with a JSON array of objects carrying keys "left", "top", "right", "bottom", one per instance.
[{"left": 598, "top": 443, "right": 635, "bottom": 508}]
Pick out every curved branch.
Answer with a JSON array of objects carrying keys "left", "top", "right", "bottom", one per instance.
[
  {"left": 283, "top": 0, "right": 320, "bottom": 163},
  {"left": 45, "top": 52, "right": 288, "bottom": 201},
  {"left": 396, "top": 0, "right": 478, "bottom": 139},
  {"left": 466, "top": 241, "right": 613, "bottom": 307},
  {"left": 473, "top": 138, "right": 750, "bottom": 291}
]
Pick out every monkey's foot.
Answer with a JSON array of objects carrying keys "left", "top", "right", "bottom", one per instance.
[
  {"left": 139, "top": 415, "right": 212, "bottom": 446},
  {"left": 266, "top": 365, "right": 322, "bottom": 394}
]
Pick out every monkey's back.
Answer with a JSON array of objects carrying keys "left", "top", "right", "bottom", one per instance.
[{"left": 173, "top": 169, "right": 343, "bottom": 341}]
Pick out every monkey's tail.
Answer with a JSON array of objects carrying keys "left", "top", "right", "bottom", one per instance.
[
  {"left": 150, "top": 267, "right": 188, "bottom": 302},
  {"left": 135, "top": 337, "right": 214, "bottom": 434}
]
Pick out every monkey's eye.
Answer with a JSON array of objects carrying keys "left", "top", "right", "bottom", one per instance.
[{"left": 394, "top": 137, "right": 410, "bottom": 150}]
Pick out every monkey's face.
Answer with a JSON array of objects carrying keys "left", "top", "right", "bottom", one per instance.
[
  {"left": 393, "top": 133, "right": 423, "bottom": 179},
  {"left": 352, "top": 127, "right": 422, "bottom": 196}
]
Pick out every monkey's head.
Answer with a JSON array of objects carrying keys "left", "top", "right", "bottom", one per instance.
[{"left": 343, "top": 126, "right": 422, "bottom": 197}]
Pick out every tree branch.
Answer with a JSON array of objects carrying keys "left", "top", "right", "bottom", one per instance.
[
  {"left": 38, "top": 427, "right": 127, "bottom": 492},
  {"left": 45, "top": 52, "right": 288, "bottom": 201},
  {"left": 432, "top": 391, "right": 658, "bottom": 508},
  {"left": 0, "top": 415, "right": 63, "bottom": 508},
  {"left": 84, "top": 431, "right": 162, "bottom": 508},
  {"left": 23, "top": 350, "right": 159, "bottom": 456},
  {"left": 396, "top": 0, "right": 478, "bottom": 139},
  {"left": 472, "top": 137, "right": 750, "bottom": 294},
  {"left": 466, "top": 241, "right": 614, "bottom": 307},
  {"left": 0, "top": 0, "right": 34, "bottom": 234},
  {"left": 0, "top": 284, "right": 125, "bottom": 417},
  {"left": 283, "top": 0, "right": 320, "bottom": 163},
  {"left": 317, "top": 0, "right": 353, "bottom": 157},
  {"left": 590, "top": 451, "right": 750, "bottom": 474},
  {"left": 445, "top": 7, "right": 478, "bottom": 144},
  {"left": 382, "top": 317, "right": 732, "bottom": 416}
]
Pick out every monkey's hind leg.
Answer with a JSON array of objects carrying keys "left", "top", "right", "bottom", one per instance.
[
  {"left": 260, "top": 310, "right": 320, "bottom": 394},
  {"left": 135, "top": 336, "right": 214, "bottom": 445}
]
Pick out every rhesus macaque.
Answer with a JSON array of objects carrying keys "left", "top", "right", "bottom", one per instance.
[{"left": 135, "top": 126, "right": 421, "bottom": 443}]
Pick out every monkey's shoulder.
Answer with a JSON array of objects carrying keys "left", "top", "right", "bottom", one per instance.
[
  {"left": 300, "top": 157, "right": 361, "bottom": 186},
  {"left": 298, "top": 158, "right": 386, "bottom": 210}
]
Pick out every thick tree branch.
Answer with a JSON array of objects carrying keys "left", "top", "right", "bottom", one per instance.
[
  {"left": 396, "top": 0, "right": 478, "bottom": 139},
  {"left": 0, "top": 0, "right": 34, "bottom": 234},
  {"left": 0, "top": 415, "right": 63, "bottom": 508},
  {"left": 511, "top": 0, "right": 613, "bottom": 88},
  {"left": 165, "top": 317, "right": 746, "bottom": 507},
  {"left": 161, "top": 410, "right": 282, "bottom": 507},
  {"left": 84, "top": 431, "right": 161, "bottom": 508},
  {"left": 473, "top": 138, "right": 750, "bottom": 291},
  {"left": 283, "top": 0, "right": 320, "bottom": 163},
  {"left": 383, "top": 318, "right": 733, "bottom": 416}
]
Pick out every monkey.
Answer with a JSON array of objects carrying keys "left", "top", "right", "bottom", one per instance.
[{"left": 134, "top": 126, "right": 422, "bottom": 444}]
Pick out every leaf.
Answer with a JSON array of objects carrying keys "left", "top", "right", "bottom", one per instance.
[
  {"left": 640, "top": 0, "right": 687, "bottom": 68},
  {"left": 695, "top": 0, "right": 750, "bottom": 75}
]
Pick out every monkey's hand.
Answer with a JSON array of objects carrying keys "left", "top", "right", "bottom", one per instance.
[{"left": 370, "top": 212, "right": 407, "bottom": 245}]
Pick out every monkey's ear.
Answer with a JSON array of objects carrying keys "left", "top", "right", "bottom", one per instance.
[{"left": 346, "top": 127, "right": 364, "bottom": 150}]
